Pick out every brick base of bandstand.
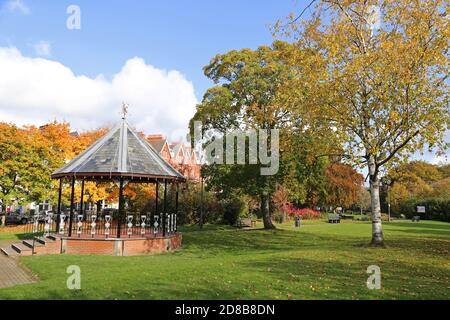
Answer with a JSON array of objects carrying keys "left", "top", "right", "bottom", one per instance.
[{"left": 1, "top": 233, "right": 182, "bottom": 257}]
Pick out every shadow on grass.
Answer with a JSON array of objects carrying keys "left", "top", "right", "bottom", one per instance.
[
  {"left": 384, "top": 221, "right": 450, "bottom": 238},
  {"left": 181, "top": 223, "right": 450, "bottom": 260},
  {"left": 0, "top": 233, "right": 40, "bottom": 241},
  {"left": 16, "top": 232, "right": 43, "bottom": 240},
  {"left": 382, "top": 237, "right": 449, "bottom": 257},
  {"left": 390, "top": 221, "right": 450, "bottom": 231},
  {"left": 6, "top": 247, "right": 448, "bottom": 300},
  {"left": 1, "top": 222, "right": 449, "bottom": 300},
  {"left": 116, "top": 250, "right": 449, "bottom": 299},
  {"left": 236, "top": 255, "right": 448, "bottom": 299},
  {"left": 388, "top": 228, "right": 450, "bottom": 237},
  {"left": 181, "top": 226, "right": 365, "bottom": 256}
]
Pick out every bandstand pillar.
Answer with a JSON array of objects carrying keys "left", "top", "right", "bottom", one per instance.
[
  {"left": 163, "top": 179, "right": 167, "bottom": 236},
  {"left": 68, "top": 176, "right": 76, "bottom": 237},
  {"left": 155, "top": 180, "right": 159, "bottom": 224},
  {"left": 175, "top": 183, "right": 179, "bottom": 232},
  {"left": 55, "top": 178, "right": 63, "bottom": 233},
  {"left": 79, "top": 179, "right": 85, "bottom": 217},
  {"left": 117, "top": 177, "right": 124, "bottom": 238},
  {"left": 175, "top": 183, "right": 179, "bottom": 215},
  {"left": 200, "top": 175, "right": 204, "bottom": 229}
]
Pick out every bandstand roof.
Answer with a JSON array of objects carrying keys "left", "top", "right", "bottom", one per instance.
[{"left": 51, "top": 119, "right": 185, "bottom": 182}]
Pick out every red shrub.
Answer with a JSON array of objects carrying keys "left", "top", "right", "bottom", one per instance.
[{"left": 286, "top": 206, "right": 320, "bottom": 220}]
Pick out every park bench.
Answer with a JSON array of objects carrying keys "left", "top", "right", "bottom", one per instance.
[
  {"left": 341, "top": 215, "right": 354, "bottom": 220},
  {"left": 328, "top": 213, "right": 341, "bottom": 224},
  {"left": 236, "top": 218, "right": 257, "bottom": 228},
  {"left": 412, "top": 216, "right": 420, "bottom": 222}
]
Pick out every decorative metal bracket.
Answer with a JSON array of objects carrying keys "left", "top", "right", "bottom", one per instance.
[
  {"left": 59, "top": 214, "right": 66, "bottom": 234},
  {"left": 153, "top": 216, "right": 159, "bottom": 234},
  {"left": 90, "top": 215, "right": 97, "bottom": 237},
  {"left": 77, "top": 215, "right": 83, "bottom": 237},
  {"left": 127, "top": 215, "right": 133, "bottom": 237},
  {"left": 44, "top": 212, "right": 53, "bottom": 237},
  {"left": 140, "top": 215, "right": 146, "bottom": 235}
]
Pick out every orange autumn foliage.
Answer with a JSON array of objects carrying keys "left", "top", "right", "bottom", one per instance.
[{"left": 325, "top": 164, "right": 364, "bottom": 208}]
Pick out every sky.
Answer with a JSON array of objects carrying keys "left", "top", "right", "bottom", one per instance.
[
  {"left": 0, "top": 0, "right": 447, "bottom": 165},
  {"left": 0, "top": 0, "right": 300, "bottom": 140}
]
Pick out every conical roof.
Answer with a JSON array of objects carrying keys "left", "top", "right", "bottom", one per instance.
[{"left": 51, "top": 120, "right": 185, "bottom": 181}]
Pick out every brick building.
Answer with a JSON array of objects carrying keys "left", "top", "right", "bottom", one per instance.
[{"left": 146, "top": 134, "right": 201, "bottom": 181}]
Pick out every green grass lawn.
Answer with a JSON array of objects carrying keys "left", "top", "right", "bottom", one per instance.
[
  {"left": 0, "top": 220, "right": 448, "bottom": 300},
  {"left": 0, "top": 231, "right": 41, "bottom": 241}
]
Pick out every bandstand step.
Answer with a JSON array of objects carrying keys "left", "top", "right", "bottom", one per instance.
[
  {"left": 34, "top": 236, "right": 56, "bottom": 245},
  {"left": 11, "top": 243, "right": 33, "bottom": 255},
  {"left": 23, "top": 240, "right": 44, "bottom": 249},
  {"left": 1, "top": 247, "right": 18, "bottom": 257},
  {"left": 46, "top": 235, "right": 58, "bottom": 241}
]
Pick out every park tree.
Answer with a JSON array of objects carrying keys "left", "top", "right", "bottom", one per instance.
[
  {"left": 0, "top": 123, "right": 58, "bottom": 208},
  {"left": 191, "top": 44, "right": 344, "bottom": 228},
  {"left": 325, "top": 163, "right": 364, "bottom": 209},
  {"left": 23, "top": 125, "right": 61, "bottom": 204},
  {"left": 190, "top": 45, "right": 295, "bottom": 229},
  {"left": 38, "top": 122, "right": 76, "bottom": 161},
  {"left": 281, "top": 132, "right": 331, "bottom": 207},
  {"left": 358, "top": 187, "right": 372, "bottom": 213},
  {"left": 40, "top": 123, "right": 109, "bottom": 207},
  {"left": 105, "top": 182, "right": 156, "bottom": 213},
  {"left": 0, "top": 121, "right": 111, "bottom": 211},
  {"left": 386, "top": 161, "right": 450, "bottom": 211},
  {"left": 277, "top": 0, "right": 450, "bottom": 245},
  {"left": 437, "top": 164, "right": 450, "bottom": 177},
  {"left": 432, "top": 176, "right": 450, "bottom": 198},
  {"left": 390, "top": 160, "right": 444, "bottom": 184},
  {"left": 0, "top": 123, "right": 33, "bottom": 206},
  {"left": 271, "top": 184, "right": 290, "bottom": 221}
]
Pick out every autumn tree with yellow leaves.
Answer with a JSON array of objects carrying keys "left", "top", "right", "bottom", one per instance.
[
  {"left": 277, "top": 0, "right": 449, "bottom": 245},
  {"left": 0, "top": 121, "right": 109, "bottom": 210}
]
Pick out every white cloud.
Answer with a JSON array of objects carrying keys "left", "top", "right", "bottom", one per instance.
[
  {"left": 0, "top": 47, "right": 198, "bottom": 140},
  {"left": 4, "top": 0, "right": 30, "bottom": 14},
  {"left": 430, "top": 154, "right": 448, "bottom": 165},
  {"left": 32, "top": 41, "right": 51, "bottom": 57}
]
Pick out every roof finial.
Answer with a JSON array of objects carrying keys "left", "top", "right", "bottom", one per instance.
[{"left": 121, "top": 102, "right": 129, "bottom": 119}]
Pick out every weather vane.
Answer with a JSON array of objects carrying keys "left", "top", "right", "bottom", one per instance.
[{"left": 121, "top": 102, "right": 129, "bottom": 119}]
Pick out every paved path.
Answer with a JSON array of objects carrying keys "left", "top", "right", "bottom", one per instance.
[
  {"left": 0, "top": 239, "right": 16, "bottom": 248},
  {"left": 0, "top": 241, "right": 37, "bottom": 289}
]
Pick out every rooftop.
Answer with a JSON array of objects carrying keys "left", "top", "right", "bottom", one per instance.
[{"left": 51, "top": 119, "right": 185, "bottom": 181}]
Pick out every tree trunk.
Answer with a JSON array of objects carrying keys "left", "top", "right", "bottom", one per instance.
[
  {"left": 368, "top": 159, "right": 384, "bottom": 246},
  {"left": 261, "top": 192, "right": 275, "bottom": 229}
]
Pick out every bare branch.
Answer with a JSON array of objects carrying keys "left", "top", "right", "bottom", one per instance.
[
  {"left": 377, "top": 130, "right": 420, "bottom": 168},
  {"left": 285, "top": 0, "right": 317, "bottom": 26}
]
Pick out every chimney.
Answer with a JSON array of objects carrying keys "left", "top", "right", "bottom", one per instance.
[{"left": 147, "top": 134, "right": 166, "bottom": 141}]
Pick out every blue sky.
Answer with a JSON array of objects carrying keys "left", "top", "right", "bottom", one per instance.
[
  {"left": 0, "top": 0, "right": 307, "bottom": 144},
  {"left": 0, "top": 0, "right": 300, "bottom": 99},
  {"left": 0, "top": 0, "right": 447, "bottom": 165}
]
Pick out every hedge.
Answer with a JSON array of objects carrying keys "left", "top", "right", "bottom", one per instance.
[{"left": 398, "top": 197, "right": 450, "bottom": 222}]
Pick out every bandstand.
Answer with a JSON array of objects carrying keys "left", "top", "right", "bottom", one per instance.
[{"left": 35, "top": 111, "right": 185, "bottom": 256}]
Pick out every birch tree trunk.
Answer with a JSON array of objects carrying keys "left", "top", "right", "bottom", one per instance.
[{"left": 368, "top": 158, "right": 384, "bottom": 245}]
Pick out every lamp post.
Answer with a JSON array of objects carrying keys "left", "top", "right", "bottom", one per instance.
[
  {"left": 200, "top": 175, "right": 204, "bottom": 230},
  {"left": 382, "top": 177, "right": 392, "bottom": 222}
]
